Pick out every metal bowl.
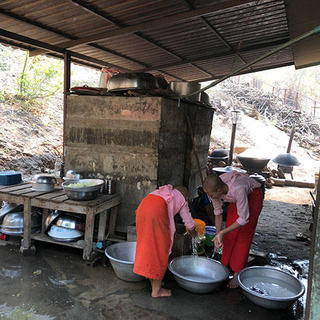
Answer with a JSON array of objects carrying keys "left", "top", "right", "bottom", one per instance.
[
  {"left": 47, "top": 225, "right": 83, "bottom": 242},
  {"left": 168, "top": 255, "right": 229, "bottom": 293},
  {"left": 0, "top": 211, "right": 41, "bottom": 235},
  {"left": 107, "top": 72, "right": 159, "bottom": 92},
  {"left": 55, "top": 215, "right": 84, "bottom": 231},
  {"left": 170, "top": 81, "right": 201, "bottom": 101},
  {"left": 45, "top": 210, "right": 61, "bottom": 231},
  {"left": 64, "top": 169, "right": 85, "bottom": 181},
  {"left": 62, "top": 179, "right": 104, "bottom": 201},
  {"left": 237, "top": 155, "right": 270, "bottom": 171},
  {"left": 32, "top": 174, "right": 57, "bottom": 185},
  {"left": 238, "top": 266, "right": 305, "bottom": 309},
  {"left": 105, "top": 241, "right": 144, "bottom": 282}
]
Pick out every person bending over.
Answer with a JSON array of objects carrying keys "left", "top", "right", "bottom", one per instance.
[
  {"left": 203, "top": 172, "right": 263, "bottom": 288},
  {"left": 134, "top": 184, "right": 197, "bottom": 297}
]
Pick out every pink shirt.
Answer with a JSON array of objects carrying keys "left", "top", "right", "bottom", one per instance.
[
  {"left": 210, "top": 172, "right": 261, "bottom": 226},
  {"left": 151, "top": 185, "right": 195, "bottom": 253}
]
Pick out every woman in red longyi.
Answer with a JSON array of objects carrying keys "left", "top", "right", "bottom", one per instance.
[
  {"left": 133, "top": 185, "right": 197, "bottom": 298},
  {"left": 203, "top": 172, "right": 263, "bottom": 288}
]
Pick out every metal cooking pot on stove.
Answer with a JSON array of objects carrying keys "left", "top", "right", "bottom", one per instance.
[
  {"left": 169, "top": 81, "right": 201, "bottom": 101},
  {"left": 237, "top": 155, "right": 270, "bottom": 171},
  {"left": 107, "top": 72, "right": 159, "bottom": 92},
  {"left": 272, "top": 153, "right": 300, "bottom": 167},
  {"left": 208, "top": 148, "right": 229, "bottom": 160}
]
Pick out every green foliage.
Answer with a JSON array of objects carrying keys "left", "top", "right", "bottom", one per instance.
[{"left": 17, "top": 53, "right": 63, "bottom": 102}]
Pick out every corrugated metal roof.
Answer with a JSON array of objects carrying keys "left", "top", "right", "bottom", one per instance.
[{"left": 0, "top": 0, "right": 294, "bottom": 81}]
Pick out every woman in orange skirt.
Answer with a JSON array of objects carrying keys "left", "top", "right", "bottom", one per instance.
[{"left": 134, "top": 185, "right": 197, "bottom": 298}]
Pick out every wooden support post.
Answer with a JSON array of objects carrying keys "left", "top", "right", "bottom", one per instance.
[
  {"left": 63, "top": 52, "right": 71, "bottom": 161},
  {"left": 41, "top": 208, "right": 49, "bottom": 235},
  {"left": 97, "top": 210, "right": 107, "bottom": 242},
  {"left": 108, "top": 206, "right": 118, "bottom": 237},
  {"left": 20, "top": 198, "right": 33, "bottom": 254},
  {"left": 228, "top": 123, "right": 237, "bottom": 166},
  {"left": 305, "top": 169, "right": 320, "bottom": 319},
  {"left": 83, "top": 209, "right": 95, "bottom": 260}
]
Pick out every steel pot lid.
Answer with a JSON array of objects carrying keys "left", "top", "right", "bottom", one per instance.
[
  {"left": 32, "top": 174, "right": 57, "bottom": 185},
  {"left": 272, "top": 153, "right": 300, "bottom": 167},
  {"left": 208, "top": 148, "right": 229, "bottom": 160},
  {"left": 212, "top": 166, "right": 246, "bottom": 174}
]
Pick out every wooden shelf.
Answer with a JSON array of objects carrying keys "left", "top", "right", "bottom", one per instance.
[{"left": 31, "top": 234, "right": 85, "bottom": 249}]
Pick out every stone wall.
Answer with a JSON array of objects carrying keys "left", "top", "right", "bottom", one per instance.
[{"left": 65, "top": 95, "right": 214, "bottom": 232}]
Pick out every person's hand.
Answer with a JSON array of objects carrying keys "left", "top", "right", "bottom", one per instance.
[{"left": 213, "top": 232, "right": 224, "bottom": 249}]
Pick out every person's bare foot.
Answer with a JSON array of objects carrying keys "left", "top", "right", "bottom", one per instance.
[
  {"left": 227, "top": 272, "right": 239, "bottom": 288},
  {"left": 151, "top": 288, "right": 172, "bottom": 298}
]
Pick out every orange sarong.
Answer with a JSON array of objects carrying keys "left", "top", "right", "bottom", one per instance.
[
  {"left": 221, "top": 188, "right": 263, "bottom": 273},
  {"left": 133, "top": 194, "right": 170, "bottom": 280}
]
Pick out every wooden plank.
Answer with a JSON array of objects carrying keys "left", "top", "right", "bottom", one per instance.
[
  {"left": 36, "top": 190, "right": 66, "bottom": 200},
  {"left": 0, "top": 182, "right": 30, "bottom": 192},
  {"left": 31, "top": 234, "right": 85, "bottom": 249}
]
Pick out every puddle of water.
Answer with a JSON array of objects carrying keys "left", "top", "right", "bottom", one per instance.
[{"left": 0, "top": 265, "right": 22, "bottom": 279}]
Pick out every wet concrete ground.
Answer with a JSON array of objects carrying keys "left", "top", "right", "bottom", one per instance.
[{"left": 0, "top": 240, "right": 306, "bottom": 320}]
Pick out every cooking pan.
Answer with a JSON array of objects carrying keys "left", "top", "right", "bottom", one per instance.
[{"left": 237, "top": 155, "right": 270, "bottom": 171}]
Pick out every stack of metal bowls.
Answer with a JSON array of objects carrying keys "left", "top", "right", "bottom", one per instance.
[
  {"left": 31, "top": 174, "right": 57, "bottom": 192},
  {"left": 0, "top": 210, "right": 41, "bottom": 235},
  {"left": 45, "top": 210, "right": 84, "bottom": 242}
]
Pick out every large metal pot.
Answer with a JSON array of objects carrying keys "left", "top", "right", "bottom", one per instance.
[
  {"left": 62, "top": 179, "right": 104, "bottom": 201},
  {"left": 168, "top": 255, "right": 229, "bottom": 293},
  {"left": 107, "top": 72, "right": 159, "bottom": 91},
  {"left": 238, "top": 266, "right": 305, "bottom": 309},
  {"left": 105, "top": 241, "right": 144, "bottom": 282},
  {"left": 272, "top": 153, "right": 300, "bottom": 167},
  {"left": 170, "top": 81, "right": 201, "bottom": 101},
  {"left": 237, "top": 155, "right": 270, "bottom": 171}
]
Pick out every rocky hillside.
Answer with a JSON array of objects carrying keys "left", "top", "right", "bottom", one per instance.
[{"left": 0, "top": 44, "right": 99, "bottom": 178}]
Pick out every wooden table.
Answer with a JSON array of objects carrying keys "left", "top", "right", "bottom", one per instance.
[{"left": 0, "top": 182, "right": 121, "bottom": 260}]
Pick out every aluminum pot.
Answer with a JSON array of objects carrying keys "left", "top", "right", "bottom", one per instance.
[
  {"left": 105, "top": 241, "right": 144, "bottom": 282},
  {"left": 107, "top": 72, "right": 159, "bottom": 91},
  {"left": 168, "top": 255, "right": 229, "bottom": 293},
  {"left": 31, "top": 174, "right": 57, "bottom": 192},
  {"left": 64, "top": 169, "right": 85, "bottom": 181},
  {"left": 238, "top": 266, "right": 305, "bottom": 309},
  {"left": 170, "top": 81, "right": 201, "bottom": 101}
]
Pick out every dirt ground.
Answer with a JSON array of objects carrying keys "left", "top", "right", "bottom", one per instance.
[{"left": 253, "top": 186, "right": 312, "bottom": 261}]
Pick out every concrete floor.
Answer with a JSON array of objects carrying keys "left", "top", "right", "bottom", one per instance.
[{"left": 0, "top": 240, "right": 305, "bottom": 320}]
